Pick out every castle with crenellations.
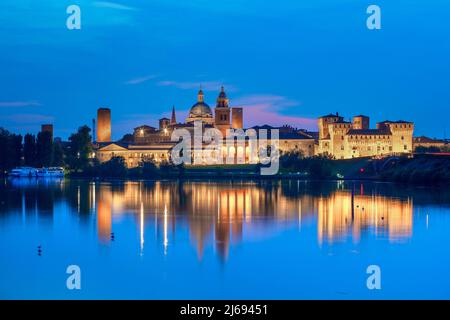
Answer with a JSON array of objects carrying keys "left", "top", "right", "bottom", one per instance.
[
  {"left": 94, "top": 87, "right": 414, "bottom": 167},
  {"left": 317, "top": 113, "right": 414, "bottom": 159}
]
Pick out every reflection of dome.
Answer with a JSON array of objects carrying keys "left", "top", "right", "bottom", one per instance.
[{"left": 189, "top": 102, "right": 213, "bottom": 118}]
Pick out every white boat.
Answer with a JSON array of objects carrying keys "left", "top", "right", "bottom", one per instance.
[
  {"left": 9, "top": 167, "right": 38, "bottom": 177},
  {"left": 36, "top": 167, "right": 65, "bottom": 178}
]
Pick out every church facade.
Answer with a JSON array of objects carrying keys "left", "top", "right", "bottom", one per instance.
[{"left": 95, "top": 88, "right": 414, "bottom": 167}]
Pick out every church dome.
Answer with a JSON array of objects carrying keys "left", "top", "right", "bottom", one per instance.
[
  {"left": 189, "top": 102, "right": 213, "bottom": 118},
  {"left": 188, "top": 88, "right": 213, "bottom": 119}
]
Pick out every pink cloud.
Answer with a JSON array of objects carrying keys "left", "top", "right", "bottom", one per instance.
[
  {"left": 0, "top": 101, "right": 41, "bottom": 107},
  {"left": 113, "top": 109, "right": 190, "bottom": 138},
  {"left": 232, "top": 94, "right": 317, "bottom": 130},
  {"left": 110, "top": 94, "right": 317, "bottom": 139}
]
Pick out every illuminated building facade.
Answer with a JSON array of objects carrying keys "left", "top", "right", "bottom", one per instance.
[
  {"left": 95, "top": 87, "right": 316, "bottom": 167},
  {"left": 413, "top": 136, "right": 448, "bottom": 151},
  {"left": 317, "top": 113, "right": 414, "bottom": 159},
  {"left": 95, "top": 91, "right": 415, "bottom": 167}
]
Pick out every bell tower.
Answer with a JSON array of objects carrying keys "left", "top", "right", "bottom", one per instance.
[{"left": 214, "top": 86, "right": 231, "bottom": 136}]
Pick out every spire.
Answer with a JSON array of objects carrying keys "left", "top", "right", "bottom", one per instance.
[
  {"left": 216, "top": 86, "right": 228, "bottom": 108},
  {"left": 198, "top": 86, "right": 204, "bottom": 103},
  {"left": 170, "top": 105, "right": 176, "bottom": 125}
]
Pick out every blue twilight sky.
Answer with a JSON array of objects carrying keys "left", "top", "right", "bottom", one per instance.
[{"left": 0, "top": 0, "right": 449, "bottom": 140}]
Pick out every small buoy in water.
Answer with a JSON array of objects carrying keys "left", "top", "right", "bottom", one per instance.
[
  {"left": 37, "top": 245, "right": 42, "bottom": 256},
  {"left": 111, "top": 232, "right": 115, "bottom": 241}
]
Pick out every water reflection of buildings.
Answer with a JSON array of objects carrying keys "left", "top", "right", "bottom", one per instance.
[
  {"left": 90, "top": 181, "right": 414, "bottom": 260},
  {"left": 317, "top": 191, "right": 413, "bottom": 244},
  {"left": 0, "top": 179, "right": 416, "bottom": 260}
]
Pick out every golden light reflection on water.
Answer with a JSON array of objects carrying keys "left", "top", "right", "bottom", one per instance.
[
  {"left": 317, "top": 191, "right": 413, "bottom": 245},
  {"left": 93, "top": 181, "right": 414, "bottom": 260}
]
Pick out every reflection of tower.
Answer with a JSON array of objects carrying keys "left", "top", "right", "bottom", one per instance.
[
  {"left": 140, "top": 202, "right": 144, "bottom": 255},
  {"left": 97, "top": 190, "right": 112, "bottom": 243},
  {"left": 215, "top": 189, "right": 246, "bottom": 261},
  {"left": 163, "top": 204, "right": 168, "bottom": 255},
  {"left": 97, "top": 108, "right": 111, "bottom": 142},
  {"left": 216, "top": 193, "right": 231, "bottom": 261},
  {"left": 214, "top": 86, "right": 231, "bottom": 136},
  {"left": 36, "top": 186, "right": 54, "bottom": 222},
  {"left": 317, "top": 190, "right": 413, "bottom": 244}
]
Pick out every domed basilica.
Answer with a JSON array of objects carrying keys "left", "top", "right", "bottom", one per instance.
[
  {"left": 185, "top": 88, "right": 214, "bottom": 124},
  {"left": 184, "top": 86, "right": 240, "bottom": 134},
  {"left": 95, "top": 86, "right": 322, "bottom": 168}
]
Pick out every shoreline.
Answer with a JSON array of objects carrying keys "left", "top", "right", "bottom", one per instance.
[
  {"left": 2, "top": 173, "right": 447, "bottom": 188},
  {"left": 3, "top": 153, "right": 449, "bottom": 186}
]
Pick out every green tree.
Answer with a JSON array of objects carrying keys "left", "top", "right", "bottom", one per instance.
[
  {"left": 0, "top": 128, "right": 22, "bottom": 172},
  {"left": 0, "top": 128, "right": 11, "bottom": 172},
  {"left": 98, "top": 156, "right": 127, "bottom": 177},
  {"left": 415, "top": 146, "right": 441, "bottom": 153},
  {"left": 36, "top": 131, "right": 53, "bottom": 167},
  {"left": 120, "top": 133, "right": 134, "bottom": 143},
  {"left": 0, "top": 128, "right": 7, "bottom": 172},
  {"left": 159, "top": 160, "right": 175, "bottom": 176},
  {"left": 67, "top": 125, "right": 93, "bottom": 171},
  {"left": 23, "top": 133, "right": 37, "bottom": 166},
  {"left": 10, "top": 134, "right": 23, "bottom": 168},
  {"left": 52, "top": 141, "right": 65, "bottom": 167},
  {"left": 280, "top": 150, "right": 305, "bottom": 171},
  {"left": 141, "top": 159, "right": 158, "bottom": 178}
]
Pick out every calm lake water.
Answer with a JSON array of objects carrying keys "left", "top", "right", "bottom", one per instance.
[{"left": 1, "top": 178, "right": 449, "bottom": 299}]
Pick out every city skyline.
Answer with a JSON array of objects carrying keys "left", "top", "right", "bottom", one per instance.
[{"left": 1, "top": 1, "right": 449, "bottom": 139}]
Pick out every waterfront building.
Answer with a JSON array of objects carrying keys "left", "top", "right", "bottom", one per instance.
[
  {"left": 316, "top": 113, "right": 414, "bottom": 159},
  {"left": 95, "top": 89, "right": 415, "bottom": 167},
  {"left": 413, "top": 136, "right": 448, "bottom": 151},
  {"left": 96, "top": 87, "right": 316, "bottom": 167}
]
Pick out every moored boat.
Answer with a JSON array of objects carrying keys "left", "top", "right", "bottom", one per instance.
[
  {"left": 9, "top": 167, "right": 38, "bottom": 177},
  {"left": 36, "top": 167, "right": 65, "bottom": 178}
]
